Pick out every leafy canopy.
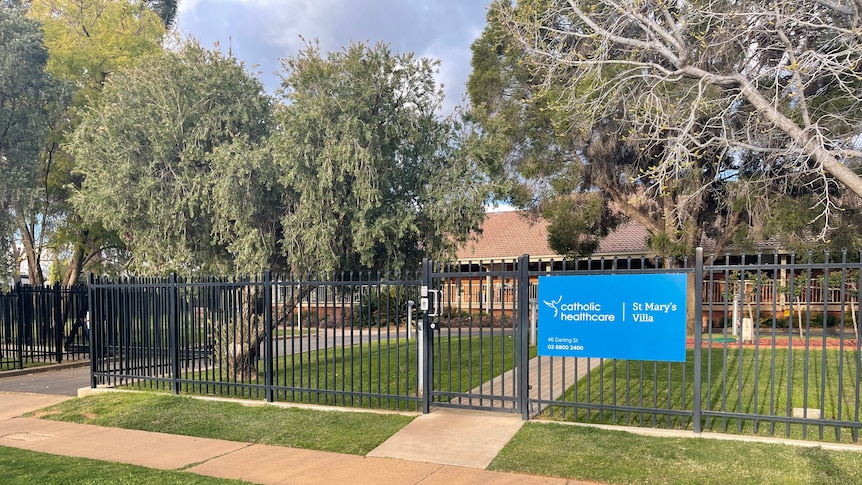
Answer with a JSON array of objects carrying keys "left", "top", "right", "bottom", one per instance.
[
  {"left": 273, "top": 41, "right": 488, "bottom": 274},
  {"left": 72, "top": 39, "right": 488, "bottom": 275},
  {"left": 71, "top": 40, "right": 276, "bottom": 274}
]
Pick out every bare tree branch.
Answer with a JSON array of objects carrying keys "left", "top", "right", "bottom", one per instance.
[{"left": 502, "top": 0, "right": 862, "bottom": 239}]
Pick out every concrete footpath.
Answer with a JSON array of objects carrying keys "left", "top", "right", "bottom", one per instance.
[{"left": 0, "top": 391, "right": 594, "bottom": 485}]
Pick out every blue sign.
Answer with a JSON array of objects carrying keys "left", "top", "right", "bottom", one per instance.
[{"left": 538, "top": 274, "right": 687, "bottom": 362}]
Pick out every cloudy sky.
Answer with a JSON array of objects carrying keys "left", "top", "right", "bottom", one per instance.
[{"left": 175, "top": 0, "right": 491, "bottom": 113}]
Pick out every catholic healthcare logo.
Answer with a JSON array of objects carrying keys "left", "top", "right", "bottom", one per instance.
[{"left": 542, "top": 295, "right": 562, "bottom": 317}]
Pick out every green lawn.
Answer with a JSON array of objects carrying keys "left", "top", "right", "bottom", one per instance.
[
  {"left": 124, "top": 334, "right": 526, "bottom": 411},
  {"left": 0, "top": 446, "right": 248, "bottom": 484},
  {"left": 490, "top": 422, "right": 862, "bottom": 485},
  {"left": 543, "top": 347, "right": 862, "bottom": 442},
  {"left": 30, "top": 391, "right": 413, "bottom": 455},
  {"left": 25, "top": 391, "right": 862, "bottom": 485}
]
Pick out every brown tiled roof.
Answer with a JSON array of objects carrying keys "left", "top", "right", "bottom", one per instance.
[
  {"left": 457, "top": 211, "right": 555, "bottom": 261},
  {"left": 457, "top": 210, "right": 791, "bottom": 262},
  {"left": 456, "top": 211, "right": 650, "bottom": 261},
  {"left": 596, "top": 220, "right": 651, "bottom": 255}
]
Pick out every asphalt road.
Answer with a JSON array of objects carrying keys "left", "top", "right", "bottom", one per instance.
[{"left": 0, "top": 363, "right": 91, "bottom": 396}]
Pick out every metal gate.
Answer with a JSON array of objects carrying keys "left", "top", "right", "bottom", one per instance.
[{"left": 420, "top": 257, "right": 530, "bottom": 415}]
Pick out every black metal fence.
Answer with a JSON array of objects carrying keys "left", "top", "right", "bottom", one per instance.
[
  {"left": 533, "top": 249, "right": 862, "bottom": 444},
  {"left": 0, "top": 284, "right": 89, "bottom": 370},
  {"left": 85, "top": 250, "right": 862, "bottom": 444},
  {"left": 89, "top": 271, "right": 424, "bottom": 411}
]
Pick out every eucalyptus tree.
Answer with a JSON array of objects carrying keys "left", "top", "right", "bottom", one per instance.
[
  {"left": 73, "top": 40, "right": 489, "bottom": 377},
  {"left": 71, "top": 40, "right": 276, "bottom": 274},
  {"left": 494, "top": 0, "right": 862, "bottom": 250},
  {"left": 468, "top": 1, "right": 752, "bottom": 259},
  {"left": 273, "top": 41, "right": 488, "bottom": 274},
  {"left": 20, "top": 0, "right": 167, "bottom": 284},
  {"left": 0, "top": 5, "right": 61, "bottom": 281},
  {"left": 70, "top": 39, "right": 281, "bottom": 375}
]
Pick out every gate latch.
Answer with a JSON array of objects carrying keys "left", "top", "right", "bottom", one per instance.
[{"left": 426, "top": 289, "right": 441, "bottom": 318}]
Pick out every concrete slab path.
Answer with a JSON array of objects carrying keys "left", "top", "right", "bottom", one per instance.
[
  {"left": 367, "top": 408, "right": 524, "bottom": 468},
  {"left": 0, "top": 392, "right": 591, "bottom": 484}
]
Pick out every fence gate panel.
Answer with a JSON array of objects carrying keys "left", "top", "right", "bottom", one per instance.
[{"left": 421, "top": 257, "right": 528, "bottom": 414}]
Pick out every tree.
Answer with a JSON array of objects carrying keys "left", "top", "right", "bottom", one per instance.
[
  {"left": 143, "top": 0, "right": 179, "bottom": 29},
  {"left": 495, "top": 0, "right": 862, "bottom": 246},
  {"left": 71, "top": 40, "right": 277, "bottom": 274},
  {"left": 29, "top": 0, "right": 166, "bottom": 94},
  {"left": 19, "top": 0, "right": 167, "bottom": 284},
  {"left": 73, "top": 40, "right": 488, "bottom": 377},
  {"left": 468, "top": 1, "right": 753, "bottom": 259},
  {"left": 273, "top": 41, "right": 488, "bottom": 274},
  {"left": 0, "top": 5, "right": 59, "bottom": 281}
]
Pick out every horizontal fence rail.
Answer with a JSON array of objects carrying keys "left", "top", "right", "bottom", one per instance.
[
  {"left": 525, "top": 250, "right": 862, "bottom": 444},
  {"left": 525, "top": 254, "right": 697, "bottom": 430},
  {"left": 0, "top": 284, "right": 89, "bottom": 371},
  {"left": 89, "top": 271, "right": 423, "bottom": 412},
  {"left": 80, "top": 248, "right": 862, "bottom": 444},
  {"left": 699, "top": 251, "right": 862, "bottom": 443}
]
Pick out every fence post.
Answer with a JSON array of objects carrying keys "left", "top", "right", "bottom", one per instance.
[
  {"left": 518, "top": 254, "right": 531, "bottom": 420},
  {"left": 693, "top": 247, "right": 704, "bottom": 433},
  {"left": 421, "top": 258, "right": 433, "bottom": 414},
  {"left": 54, "top": 283, "right": 63, "bottom": 364},
  {"left": 16, "top": 282, "right": 24, "bottom": 370},
  {"left": 263, "top": 270, "right": 274, "bottom": 403},
  {"left": 169, "top": 273, "right": 181, "bottom": 395},
  {"left": 88, "top": 274, "right": 98, "bottom": 388}
]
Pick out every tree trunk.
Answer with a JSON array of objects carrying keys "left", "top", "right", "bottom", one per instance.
[
  {"left": 19, "top": 220, "right": 44, "bottom": 286},
  {"left": 63, "top": 253, "right": 83, "bottom": 287},
  {"left": 62, "top": 238, "right": 87, "bottom": 286},
  {"left": 220, "top": 283, "right": 315, "bottom": 380}
]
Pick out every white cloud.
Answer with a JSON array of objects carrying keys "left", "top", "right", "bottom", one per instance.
[{"left": 175, "top": 0, "right": 489, "bottom": 112}]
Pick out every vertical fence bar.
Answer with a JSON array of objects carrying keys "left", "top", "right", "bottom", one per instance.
[
  {"left": 16, "top": 283, "right": 24, "bottom": 369},
  {"left": 263, "top": 270, "right": 273, "bottom": 403},
  {"left": 518, "top": 254, "right": 530, "bottom": 419},
  {"left": 53, "top": 283, "right": 63, "bottom": 364},
  {"left": 837, "top": 249, "right": 848, "bottom": 442},
  {"left": 89, "top": 274, "right": 98, "bottom": 388},
  {"left": 169, "top": 273, "right": 180, "bottom": 395},
  {"left": 855, "top": 251, "right": 862, "bottom": 443},
  {"left": 693, "top": 247, "right": 703, "bottom": 433}
]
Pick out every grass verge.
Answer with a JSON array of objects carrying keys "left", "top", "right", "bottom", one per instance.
[
  {"left": 0, "top": 446, "right": 247, "bottom": 484},
  {"left": 24, "top": 391, "right": 862, "bottom": 484},
  {"left": 543, "top": 347, "right": 862, "bottom": 442},
  {"left": 28, "top": 391, "right": 414, "bottom": 455},
  {"left": 490, "top": 422, "right": 862, "bottom": 485}
]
